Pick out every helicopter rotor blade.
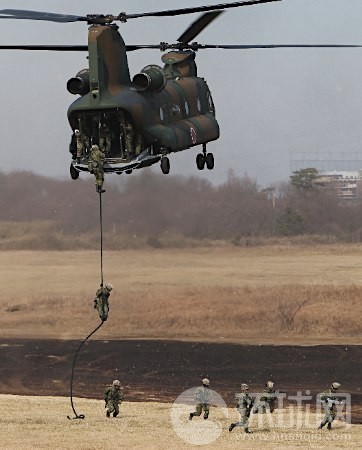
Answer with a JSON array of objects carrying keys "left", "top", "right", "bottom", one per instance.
[
  {"left": 0, "top": 44, "right": 163, "bottom": 52},
  {"left": 177, "top": 11, "right": 223, "bottom": 44},
  {"left": 124, "top": 0, "right": 281, "bottom": 20},
  {"left": 0, "top": 9, "right": 87, "bottom": 23},
  {"left": 194, "top": 43, "right": 362, "bottom": 49},
  {"left": 0, "top": 45, "right": 88, "bottom": 51},
  {"left": 0, "top": 2, "right": 282, "bottom": 25}
]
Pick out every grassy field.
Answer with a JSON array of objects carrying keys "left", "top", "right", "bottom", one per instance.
[
  {"left": 0, "top": 394, "right": 359, "bottom": 449},
  {"left": 0, "top": 245, "right": 361, "bottom": 343}
]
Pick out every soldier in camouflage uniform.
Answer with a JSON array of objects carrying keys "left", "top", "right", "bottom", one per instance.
[
  {"left": 99, "top": 123, "right": 112, "bottom": 156},
  {"left": 229, "top": 383, "right": 253, "bottom": 433},
  {"left": 318, "top": 382, "right": 343, "bottom": 430},
  {"left": 88, "top": 144, "right": 106, "bottom": 193},
  {"left": 75, "top": 129, "right": 90, "bottom": 163},
  {"left": 104, "top": 379, "right": 124, "bottom": 418},
  {"left": 253, "top": 380, "right": 277, "bottom": 414},
  {"left": 94, "top": 283, "right": 112, "bottom": 322},
  {"left": 189, "top": 378, "right": 213, "bottom": 420}
]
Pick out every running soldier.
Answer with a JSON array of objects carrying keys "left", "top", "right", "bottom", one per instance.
[
  {"left": 94, "top": 283, "right": 113, "bottom": 322},
  {"left": 318, "top": 382, "right": 343, "bottom": 430},
  {"left": 88, "top": 144, "right": 106, "bottom": 193},
  {"left": 253, "top": 380, "right": 277, "bottom": 414},
  {"left": 189, "top": 378, "right": 213, "bottom": 420},
  {"left": 104, "top": 379, "right": 124, "bottom": 418},
  {"left": 229, "top": 383, "right": 253, "bottom": 433}
]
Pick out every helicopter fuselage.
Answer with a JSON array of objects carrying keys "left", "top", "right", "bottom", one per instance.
[{"left": 67, "top": 24, "right": 219, "bottom": 175}]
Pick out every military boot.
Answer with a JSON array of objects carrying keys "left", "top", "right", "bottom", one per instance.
[
  {"left": 327, "top": 423, "right": 332, "bottom": 430},
  {"left": 245, "top": 428, "right": 253, "bottom": 434},
  {"left": 189, "top": 413, "right": 193, "bottom": 421},
  {"left": 203, "top": 413, "right": 209, "bottom": 420},
  {"left": 113, "top": 412, "right": 118, "bottom": 418},
  {"left": 106, "top": 411, "right": 110, "bottom": 418},
  {"left": 229, "top": 423, "right": 236, "bottom": 432},
  {"left": 96, "top": 185, "right": 106, "bottom": 194}
]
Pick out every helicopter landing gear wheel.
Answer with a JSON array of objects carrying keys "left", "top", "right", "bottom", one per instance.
[
  {"left": 196, "top": 153, "right": 205, "bottom": 170},
  {"left": 161, "top": 156, "right": 170, "bottom": 174},
  {"left": 70, "top": 164, "right": 79, "bottom": 180},
  {"left": 205, "top": 153, "right": 214, "bottom": 170}
]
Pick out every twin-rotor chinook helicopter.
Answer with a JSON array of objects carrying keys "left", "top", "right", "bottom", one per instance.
[{"left": 0, "top": 0, "right": 361, "bottom": 181}]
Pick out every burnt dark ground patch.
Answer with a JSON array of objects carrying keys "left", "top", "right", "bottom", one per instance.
[{"left": 0, "top": 339, "right": 361, "bottom": 423}]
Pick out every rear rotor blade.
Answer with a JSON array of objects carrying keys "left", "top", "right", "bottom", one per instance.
[
  {"left": 0, "top": 44, "right": 87, "bottom": 51},
  {"left": 0, "top": 9, "right": 87, "bottom": 23},
  {"left": 124, "top": 0, "right": 282, "bottom": 20},
  {"left": 196, "top": 43, "right": 362, "bottom": 49},
  {"left": 177, "top": 11, "right": 223, "bottom": 44}
]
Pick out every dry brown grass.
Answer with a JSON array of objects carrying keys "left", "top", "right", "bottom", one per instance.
[
  {"left": 0, "top": 245, "right": 362, "bottom": 343},
  {"left": 0, "top": 394, "right": 360, "bottom": 449}
]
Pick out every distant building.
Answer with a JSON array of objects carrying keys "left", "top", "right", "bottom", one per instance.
[{"left": 316, "top": 170, "right": 362, "bottom": 200}]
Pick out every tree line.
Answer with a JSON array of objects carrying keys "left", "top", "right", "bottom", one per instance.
[{"left": 1, "top": 168, "right": 362, "bottom": 242}]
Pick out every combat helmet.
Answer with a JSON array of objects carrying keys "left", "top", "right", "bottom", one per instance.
[
  {"left": 240, "top": 383, "right": 249, "bottom": 391},
  {"left": 113, "top": 379, "right": 121, "bottom": 387},
  {"left": 331, "top": 382, "right": 341, "bottom": 390},
  {"left": 105, "top": 283, "right": 113, "bottom": 291},
  {"left": 202, "top": 378, "right": 210, "bottom": 386},
  {"left": 266, "top": 380, "right": 274, "bottom": 389}
]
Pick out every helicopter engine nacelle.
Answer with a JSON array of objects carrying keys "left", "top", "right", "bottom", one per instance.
[
  {"left": 67, "top": 69, "right": 90, "bottom": 96},
  {"left": 132, "top": 65, "right": 166, "bottom": 93}
]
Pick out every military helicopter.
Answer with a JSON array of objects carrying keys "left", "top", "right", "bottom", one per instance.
[{"left": 0, "top": 0, "right": 361, "bottom": 180}]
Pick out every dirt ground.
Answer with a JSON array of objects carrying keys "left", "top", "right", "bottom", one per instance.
[
  {"left": 0, "top": 394, "right": 360, "bottom": 450},
  {"left": 0, "top": 247, "right": 361, "bottom": 447},
  {"left": 0, "top": 339, "right": 361, "bottom": 425}
]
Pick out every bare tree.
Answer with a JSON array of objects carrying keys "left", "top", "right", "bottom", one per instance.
[{"left": 277, "top": 297, "right": 312, "bottom": 331}]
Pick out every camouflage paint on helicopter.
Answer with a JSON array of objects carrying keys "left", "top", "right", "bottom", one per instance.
[
  {"left": 67, "top": 23, "right": 219, "bottom": 174},
  {"left": 3, "top": 2, "right": 361, "bottom": 178}
]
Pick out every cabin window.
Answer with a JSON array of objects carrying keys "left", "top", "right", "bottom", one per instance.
[
  {"left": 184, "top": 100, "right": 190, "bottom": 116},
  {"left": 207, "top": 92, "right": 215, "bottom": 115},
  {"left": 160, "top": 107, "right": 165, "bottom": 122}
]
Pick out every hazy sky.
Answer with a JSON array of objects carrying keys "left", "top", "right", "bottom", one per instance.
[{"left": 1, "top": 0, "right": 362, "bottom": 186}]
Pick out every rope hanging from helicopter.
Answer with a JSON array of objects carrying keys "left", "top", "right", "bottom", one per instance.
[
  {"left": 67, "top": 320, "right": 104, "bottom": 420},
  {"left": 67, "top": 191, "right": 108, "bottom": 419},
  {"left": 99, "top": 190, "right": 104, "bottom": 286}
]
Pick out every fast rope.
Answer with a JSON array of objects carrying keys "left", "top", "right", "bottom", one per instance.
[
  {"left": 99, "top": 190, "right": 104, "bottom": 286},
  {"left": 67, "top": 320, "right": 104, "bottom": 420},
  {"left": 67, "top": 191, "right": 106, "bottom": 419}
]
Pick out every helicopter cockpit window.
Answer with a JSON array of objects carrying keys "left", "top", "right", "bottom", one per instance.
[
  {"left": 197, "top": 98, "right": 202, "bottom": 113},
  {"left": 160, "top": 107, "right": 165, "bottom": 122},
  {"left": 184, "top": 100, "right": 190, "bottom": 116}
]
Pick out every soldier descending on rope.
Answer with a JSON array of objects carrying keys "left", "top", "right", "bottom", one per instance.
[
  {"left": 88, "top": 144, "right": 106, "bottom": 193},
  {"left": 318, "top": 382, "right": 343, "bottom": 430},
  {"left": 104, "top": 379, "right": 124, "bottom": 418},
  {"left": 253, "top": 380, "right": 278, "bottom": 414},
  {"left": 189, "top": 378, "right": 213, "bottom": 420},
  {"left": 229, "top": 383, "right": 254, "bottom": 434},
  {"left": 94, "top": 283, "right": 113, "bottom": 322}
]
